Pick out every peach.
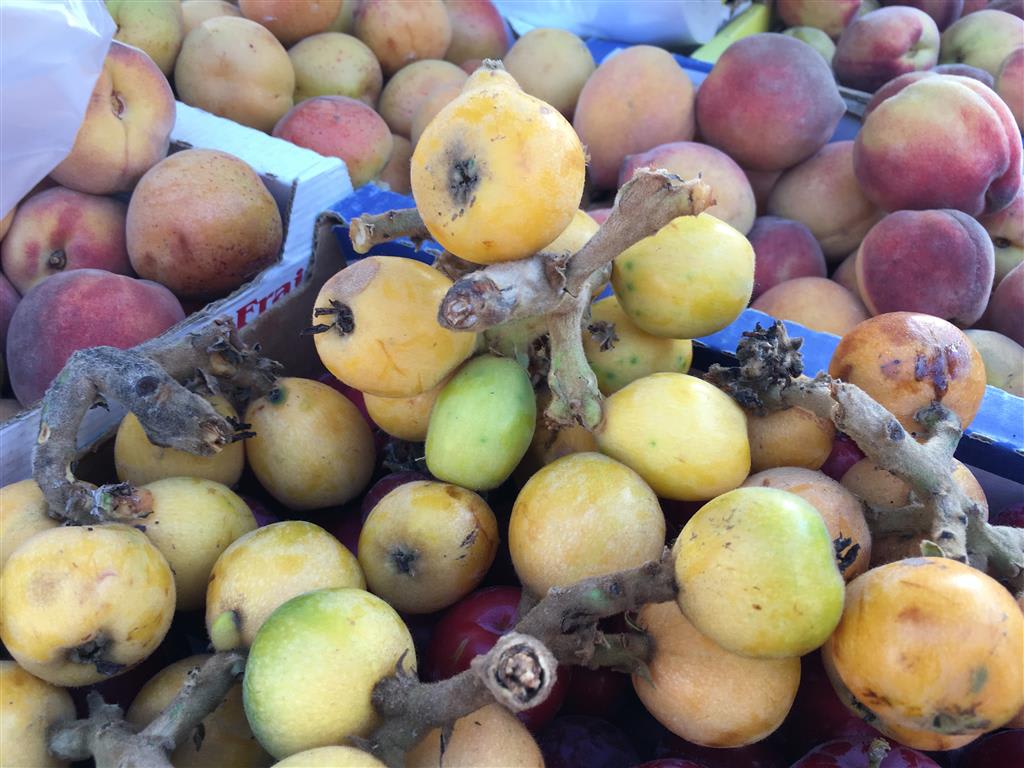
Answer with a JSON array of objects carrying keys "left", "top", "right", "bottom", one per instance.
[
  {"left": 834, "top": 6, "right": 940, "bottom": 92},
  {"left": 752, "top": 277, "right": 869, "bottom": 336},
  {"left": 574, "top": 45, "right": 695, "bottom": 189},
  {"left": 126, "top": 149, "right": 283, "bottom": 301},
  {"left": 964, "top": 329, "right": 1024, "bottom": 396},
  {"left": 746, "top": 405, "right": 837, "bottom": 472},
  {"left": 744, "top": 168, "right": 781, "bottom": 214},
  {"left": 273, "top": 96, "right": 393, "bottom": 188},
  {"left": 375, "top": 134, "right": 412, "bottom": 194},
  {"left": 777, "top": 0, "right": 861, "bottom": 37},
  {"left": 238, "top": 0, "right": 341, "bottom": 46},
  {"left": 105, "top": 0, "right": 185, "bottom": 76},
  {"left": 288, "top": 32, "right": 383, "bottom": 107},
  {"left": 743, "top": 467, "right": 872, "bottom": 580},
  {"left": 353, "top": 0, "right": 452, "bottom": 77},
  {"left": 979, "top": 186, "right": 1024, "bottom": 286},
  {"left": 781, "top": 26, "right": 837, "bottom": 63},
  {"left": 940, "top": 9, "right": 1024, "bottom": 76},
  {"left": 443, "top": 0, "right": 510, "bottom": 65},
  {"left": 695, "top": 34, "right": 844, "bottom": 172},
  {"left": 5, "top": 269, "right": 184, "bottom": 406},
  {"left": 747, "top": 216, "right": 827, "bottom": 299},
  {"left": 174, "top": 16, "right": 295, "bottom": 133},
  {"left": 0, "top": 273, "right": 18, "bottom": 350},
  {"left": 767, "top": 141, "right": 882, "bottom": 263},
  {"left": 377, "top": 59, "right": 467, "bottom": 138},
  {"left": 881, "top": 0, "right": 965, "bottom": 30},
  {"left": 854, "top": 75, "right": 1022, "bottom": 216},
  {"left": 181, "top": 1, "right": 241, "bottom": 35},
  {"left": 832, "top": 251, "right": 863, "bottom": 299},
  {"left": 996, "top": 47, "right": 1024, "bottom": 131},
  {"left": 987, "top": 261, "right": 1024, "bottom": 345},
  {"left": 828, "top": 312, "right": 987, "bottom": 435},
  {"left": 855, "top": 209, "right": 994, "bottom": 326},
  {"left": 0, "top": 187, "right": 130, "bottom": 295},
  {"left": 409, "top": 82, "right": 462, "bottom": 146},
  {"left": 50, "top": 41, "right": 174, "bottom": 196},
  {"left": 503, "top": 28, "right": 596, "bottom": 119},
  {"left": 861, "top": 69, "right": 933, "bottom": 116},
  {"left": 619, "top": 142, "right": 756, "bottom": 235},
  {"left": 931, "top": 62, "right": 995, "bottom": 86}
]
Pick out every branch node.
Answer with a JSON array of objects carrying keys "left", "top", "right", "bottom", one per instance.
[{"left": 473, "top": 632, "right": 557, "bottom": 713}]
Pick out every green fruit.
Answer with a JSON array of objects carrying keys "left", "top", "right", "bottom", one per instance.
[
  {"left": 674, "top": 487, "right": 845, "bottom": 659},
  {"left": 425, "top": 355, "right": 536, "bottom": 490},
  {"left": 243, "top": 588, "right": 415, "bottom": 759}
]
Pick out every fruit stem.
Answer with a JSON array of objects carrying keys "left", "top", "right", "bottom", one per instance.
[
  {"left": 349, "top": 207, "right": 431, "bottom": 255},
  {"left": 867, "top": 738, "right": 891, "bottom": 768}
]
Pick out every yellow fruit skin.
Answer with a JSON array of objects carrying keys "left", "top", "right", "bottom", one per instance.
[
  {"left": 243, "top": 588, "right": 415, "bottom": 760},
  {"left": 823, "top": 558, "right": 1024, "bottom": 744},
  {"left": 633, "top": 602, "right": 800, "bottom": 747},
  {"left": 612, "top": 213, "right": 754, "bottom": 338},
  {"left": 363, "top": 375, "right": 447, "bottom": 442},
  {"left": 596, "top": 373, "right": 750, "bottom": 501},
  {"left": 358, "top": 481, "right": 498, "bottom": 613},
  {"left": 207, "top": 520, "right": 365, "bottom": 650},
  {"left": 583, "top": 295, "right": 693, "bottom": 395},
  {"left": 509, "top": 452, "right": 665, "bottom": 596},
  {"left": 544, "top": 208, "right": 599, "bottom": 255},
  {"left": 245, "top": 377, "right": 375, "bottom": 511},
  {"left": 0, "top": 524, "right": 175, "bottom": 686},
  {"left": 0, "top": 480, "right": 58, "bottom": 570},
  {"left": 272, "top": 745, "right": 387, "bottom": 767},
  {"left": 746, "top": 405, "right": 835, "bottom": 472},
  {"left": 115, "top": 394, "right": 245, "bottom": 487},
  {"left": 406, "top": 703, "right": 544, "bottom": 767},
  {"left": 674, "top": 487, "right": 845, "bottom": 659},
  {"left": 313, "top": 257, "right": 477, "bottom": 398},
  {"left": 0, "top": 661, "right": 76, "bottom": 768},
  {"left": 140, "top": 477, "right": 257, "bottom": 612},
  {"left": 126, "top": 654, "right": 272, "bottom": 768},
  {"left": 411, "top": 66, "right": 586, "bottom": 264}
]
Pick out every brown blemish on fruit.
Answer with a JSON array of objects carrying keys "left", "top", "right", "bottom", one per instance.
[
  {"left": 444, "top": 140, "right": 481, "bottom": 207},
  {"left": 913, "top": 343, "right": 968, "bottom": 400}
]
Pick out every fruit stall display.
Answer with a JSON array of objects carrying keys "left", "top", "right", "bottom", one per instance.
[{"left": 0, "top": 2, "right": 1022, "bottom": 768}]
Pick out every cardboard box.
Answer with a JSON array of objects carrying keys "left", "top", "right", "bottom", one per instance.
[{"left": 0, "top": 102, "right": 352, "bottom": 486}]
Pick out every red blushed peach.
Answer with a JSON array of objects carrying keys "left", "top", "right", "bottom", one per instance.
[
  {"left": 443, "top": 0, "right": 510, "bottom": 65},
  {"left": 375, "top": 134, "right": 412, "bottom": 194},
  {"left": 273, "top": 96, "right": 393, "bottom": 188},
  {"left": 126, "top": 149, "right": 283, "bottom": 301},
  {"left": 377, "top": 59, "right": 467, "bottom": 138},
  {"left": 987, "top": 262, "right": 1024, "bottom": 345},
  {"left": 0, "top": 274, "right": 18, "bottom": 350},
  {"left": 5, "top": 270, "right": 184, "bottom": 406},
  {"left": 695, "top": 34, "right": 844, "bottom": 172},
  {"left": 881, "top": 0, "right": 965, "bottom": 31},
  {"left": 832, "top": 251, "right": 863, "bottom": 299},
  {"left": 752, "top": 277, "right": 868, "bottom": 337},
  {"left": 931, "top": 62, "right": 994, "bottom": 86},
  {"left": 856, "top": 209, "right": 994, "bottom": 326},
  {"left": 354, "top": 0, "right": 452, "bottom": 77},
  {"left": 748, "top": 216, "right": 827, "bottom": 299},
  {"left": 289, "top": 32, "right": 383, "bottom": 107},
  {"left": 979, "top": 186, "right": 1024, "bottom": 286},
  {"left": 0, "top": 187, "right": 130, "bottom": 295},
  {"left": 834, "top": 6, "right": 940, "bottom": 92},
  {"left": 744, "top": 168, "right": 781, "bottom": 214},
  {"left": 996, "top": 47, "right": 1024, "bottom": 131},
  {"left": 767, "top": 141, "right": 882, "bottom": 263},
  {"left": 862, "top": 70, "right": 934, "bottom": 117},
  {"left": 940, "top": 9, "right": 1024, "bottom": 76},
  {"left": 854, "top": 75, "right": 1022, "bottom": 216},
  {"left": 50, "top": 41, "right": 175, "bottom": 196},
  {"left": 503, "top": 28, "right": 596, "bottom": 119},
  {"left": 619, "top": 142, "right": 756, "bottom": 235},
  {"left": 828, "top": 312, "right": 987, "bottom": 435},
  {"left": 778, "top": 0, "right": 861, "bottom": 37},
  {"left": 573, "top": 45, "right": 695, "bottom": 189},
  {"left": 409, "top": 82, "right": 462, "bottom": 146},
  {"left": 239, "top": 0, "right": 341, "bottom": 47}
]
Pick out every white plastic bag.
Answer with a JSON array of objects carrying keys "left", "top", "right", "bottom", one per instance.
[
  {"left": 493, "top": 0, "right": 733, "bottom": 48},
  {"left": 0, "top": 0, "right": 116, "bottom": 218}
]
